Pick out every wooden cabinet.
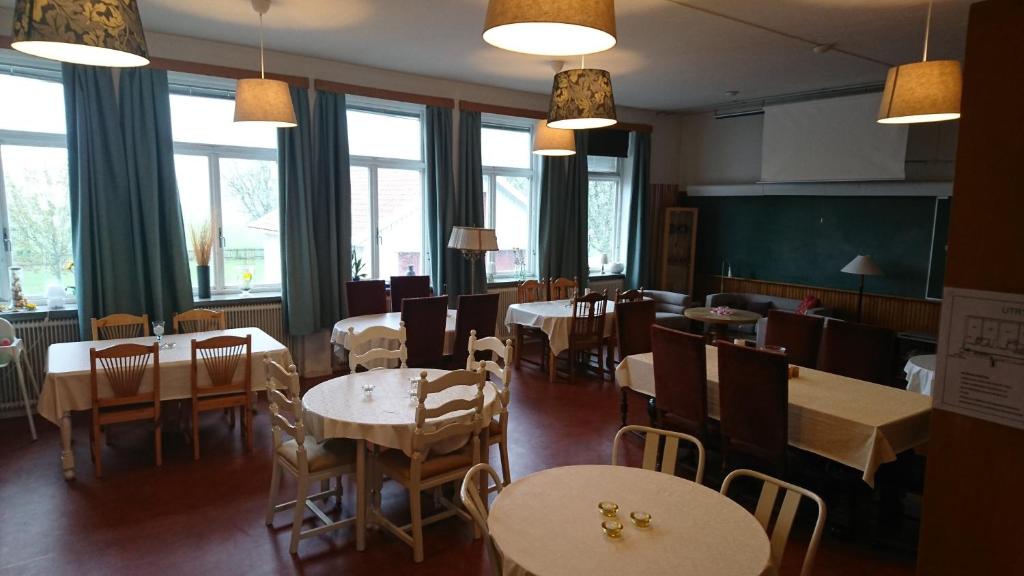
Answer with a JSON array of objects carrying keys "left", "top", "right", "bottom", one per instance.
[{"left": 659, "top": 207, "right": 698, "bottom": 295}]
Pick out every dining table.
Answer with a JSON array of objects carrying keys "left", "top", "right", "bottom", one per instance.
[
  {"left": 38, "top": 327, "right": 292, "bottom": 480},
  {"left": 331, "top": 310, "right": 457, "bottom": 366},
  {"left": 505, "top": 299, "right": 617, "bottom": 381},
  {"left": 488, "top": 464, "right": 770, "bottom": 576},
  {"left": 904, "top": 353, "right": 936, "bottom": 396},
  {"left": 683, "top": 306, "right": 762, "bottom": 342}
]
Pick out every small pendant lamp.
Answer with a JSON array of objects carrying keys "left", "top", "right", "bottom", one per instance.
[
  {"left": 532, "top": 120, "right": 576, "bottom": 156},
  {"left": 11, "top": 0, "right": 149, "bottom": 67},
  {"left": 482, "top": 0, "right": 616, "bottom": 57},
  {"left": 234, "top": 0, "right": 296, "bottom": 128},
  {"left": 547, "top": 56, "right": 618, "bottom": 130}
]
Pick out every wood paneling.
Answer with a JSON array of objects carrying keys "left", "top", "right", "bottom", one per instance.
[
  {"left": 147, "top": 57, "right": 309, "bottom": 88},
  {"left": 315, "top": 79, "right": 454, "bottom": 108}
]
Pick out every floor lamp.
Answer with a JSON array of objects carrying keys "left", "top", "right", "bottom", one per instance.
[
  {"left": 841, "top": 255, "right": 884, "bottom": 323},
  {"left": 448, "top": 226, "right": 499, "bottom": 294}
]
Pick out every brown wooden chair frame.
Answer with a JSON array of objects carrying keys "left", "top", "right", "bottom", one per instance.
[
  {"left": 91, "top": 313, "right": 150, "bottom": 341},
  {"left": 173, "top": 308, "right": 227, "bottom": 334},
  {"left": 190, "top": 334, "right": 253, "bottom": 460}
]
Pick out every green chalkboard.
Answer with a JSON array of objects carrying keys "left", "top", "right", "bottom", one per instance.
[{"left": 683, "top": 195, "right": 948, "bottom": 299}]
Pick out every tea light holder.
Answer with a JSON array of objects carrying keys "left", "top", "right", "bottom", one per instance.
[
  {"left": 602, "top": 520, "right": 624, "bottom": 538},
  {"left": 630, "top": 511, "right": 652, "bottom": 528},
  {"left": 598, "top": 501, "right": 619, "bottom": 517},
  {"left": 788, "top": 365, "right": 801, "bottom": 379}
]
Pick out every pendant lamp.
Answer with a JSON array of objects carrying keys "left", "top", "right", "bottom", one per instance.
[
  {"left": 11, "top": 0, "right": 149, "bottom": 67},
  {"left": 482, "top": 0, "right": 616, "bottom": 56},
  {"left": 532, "top": 120, "right": 576, "bottom": 156},
  {"left": 234, "top": 0, "right": 296, "bottom": 128},
  {"left": 878, "top": 1, "right": 961, "bottom": 124},
  {"left": 548, "top": 59, "right": 618, "bottom": 130}
]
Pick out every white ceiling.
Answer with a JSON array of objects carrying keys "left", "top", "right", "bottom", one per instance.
[{"left": 1, "top": 0, "right": 974, "bottom": 111}]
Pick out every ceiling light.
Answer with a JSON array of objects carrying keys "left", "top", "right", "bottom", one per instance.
[
  {"left": 11, "top": 0, "right": 149, "bottom": 67},
  {"left": 482, "top": 0, "right": 617, "bottom": 56},
  {"left": 532, "top": 120, "right": 576, "bottom": 156},
  {"left": 877, "top": 2, "right": 961, "bottom": 124},
  {"left": 548, "top": 65, "right": 618, "bottom": 130},
  {"left": 234, "top": 0, "right": 296, "bottom": 128}
]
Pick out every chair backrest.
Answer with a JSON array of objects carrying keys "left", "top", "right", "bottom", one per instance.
[
  {"left": 549, "top": 277, "right": 578, "bottom": 300},
  {"left": 716, "top": 340, "right": 789, "bottom": 475},
  {"left": 818, "top": 319, "right": 896, "bottom": 385},
  {"left": 90, "top": 343, "right": 160, "bottom": 409},
  {"left": 517, "top": 278, "right": 545, "bottom": 303},
  {"left": 173, "top": 308, "right": 226, "bottom": 334},
  {"left": 614, "top": 287, "right": 645, "bottom": 305},
  {"left": 570, "top": 290, "right": 607, "bottom": 343},
  {"left": 412, "top": 368, "right": 486, "bottom": 455},
  {"left": 91, "top": 313, "right": 150, "bottom": 341},
  {"left": 345, "top": 280, "right": 388, "bottom": 317},
  {"left": 611, "top": 425, "right": 706, "bottom": 483},
  {"left": 264, "top": 357, "right": 305, "bottom": 457},
  {"left": 348, "top": 322, "right": 408, "bottom": 371},
  {"left": 721, "top": 469, "right": 826, "bottom": 576},
  {"left": 651, "top": 325, "right": 708, "bottom": 439},
  {"left": 467, "top": 330, "right": 513, "bottom": 411},
  {"left": 401, "top": 295, "right": 450, "bottom": 368},
  {"left": 615, "top": 299, "right": 656, "bottom": 360},
  {"left": 390, "top": 275, "right": 432, "bottom": 313},
  {"left": 191, "top": 334, "right": 253, "bottom": 395},
  {"left": 764, "top": 310, "right": 824, "bottom": 369},
  {"left": 460, "top": 463, "right": 505, "bottom": 576},
  {"left": 452, "top": 293, "right": 500, "bottom": 368}
]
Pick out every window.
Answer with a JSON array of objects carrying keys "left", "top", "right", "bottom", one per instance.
[
  {"left": 587, "top": 155, "right": 624, "bottom": 273},
  {"left": 168, "top": 74, "right": 280, "bottom": 292},
  {"left": 481, "top": 118, "right": 538, "bottom": 280},
  {"left": 347, "top": 100, "right": 426, "bottom": 280},
  {"left": 0, "top": 59, "right": 74, "bottom": 302}
]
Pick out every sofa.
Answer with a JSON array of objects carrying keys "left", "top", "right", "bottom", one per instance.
[
  {"left": 644, "top": 290, "right": 692, "bottom": 332},
  {"left": 704, "top": 292, "right": 831, "bottom": 342}
]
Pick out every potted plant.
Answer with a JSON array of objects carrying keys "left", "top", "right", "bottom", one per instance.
[
  {"left": 351, "top": 249, "right": 366, "bottom": 281},
  {"left": 190, "top": 221, "right": 214, "bottom": 299}
]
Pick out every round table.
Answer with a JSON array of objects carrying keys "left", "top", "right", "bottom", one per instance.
[
  {"left": 904, "top": 354, "right": 936, "bottom": 396},
  {"left": 488, "top": 465, "right": 770, "bottom": 576},
  {"left": 684, "top": 307, "right": 762, "bottom": 342},
  {"left": 331, "top": 310, "right": 457, "bottom": 365}
]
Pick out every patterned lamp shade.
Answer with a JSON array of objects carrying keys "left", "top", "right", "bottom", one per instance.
[
  {"left": 548, "top": 68, "right": 618, "bottom": 130},
  {"left": 532, "top": 119, "right": 575, "bottom": 156},
  {"left": 482, "top": 0, "right": 616, "bottom": 56},
  {"left": 12, "top": 0, "right": 149, "bottom": 67},
  {"left": 233, "top": 78, "right": 297, "bottom": 128},
  {"left": 877, "top": 60, "right": 962, "bottom": 124}
]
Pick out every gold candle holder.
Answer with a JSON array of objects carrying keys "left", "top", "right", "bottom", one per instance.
[
  {"left": 630, "top": 511, "right": 652, "bottom": 528},
  {"left": 602, "top": 520, "right": 624, "bottom": 538},
  {"left": 598, "top": 501, "right": 619, "bottom": 517}
]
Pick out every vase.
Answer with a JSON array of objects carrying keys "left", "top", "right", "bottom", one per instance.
[{"left": 197, "top": 265, "right": 211, "bottom": 299}]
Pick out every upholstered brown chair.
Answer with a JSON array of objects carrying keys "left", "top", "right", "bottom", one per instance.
[
  {"left": 717, "top": 340, "right": 789, "bottom": 476},
  {"left": 652, "top": 326, "right": 708, "bottom": 442},
  {"left": 818, "top": 319, "right": 897, "bottom": 385},
  {"left": 400, "top": 296, "right": 449, "bottom": 368},
  {"left": 615, "top": 299, "right": 656, "bottom": 361},
  {"left": 449, "top": 293, "right": 500, "bottom": 369},
  {"left": 345, "top": 280, "right": 388, "bottom": 317},
  {"left": 390, "top": 275, "right": 432, "bottom": 313},
  {"left": 607, "top": 288, "right": 647, "bottom": 367},
  {"left": 763, "top": 310, "right": 825, "bottom": 368},
  {"left": 551, "top": 290, "right": 607, "bottom": 382}
]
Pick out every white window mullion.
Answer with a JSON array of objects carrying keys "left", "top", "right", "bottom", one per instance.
[
  {"left": 209, "top": 154, "right": 225, "bottom": 290},
  {"left": 0, "top": 148, "right": 11, "bottom": 301},
  {"left": 369, "top": 166, "right": 380, "bottom": 280}
]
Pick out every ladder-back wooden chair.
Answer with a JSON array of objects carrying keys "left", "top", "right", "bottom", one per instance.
[
  {"left": 173, "top": 308, "right": 226, "bottom": 334},
  {"left": 550, "top": 290, "right": 607, "bottom": 383},
  {"left": 89, "top": 342, "right": 161, "bottom": 478},
  {"left": 190, "top": 334, "right": 253, "bottom": 460},
  {"left": 460, "top": 463, "right": 506, "bottom": 576},
  {"left": 467, "top": 330, "right": 514, "bottom": 488},
  {"left": 548, "top": 276, "right": 578, "bottom": 301},
  {"left": 91, "top": 313, "right": 150, "bottom": 341},
  {"left": 513, "top": 278, "right": 548, "bottom": 369},
  {"left": 347, "top": 323, "right": 408, "bottom": 371},
  {"left": 264, "top": 357, "right": 357, "bottom": 555},
  {"left": 611, "top": 425, "right": 706, "bottom": 484}
]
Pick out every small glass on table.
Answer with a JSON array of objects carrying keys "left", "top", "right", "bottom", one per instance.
[{"left": 152, "top": 320, "right": 174, "bottom": 349}]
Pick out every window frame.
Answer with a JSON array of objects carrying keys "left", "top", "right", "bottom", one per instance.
[{"left": 587, "top": 155, "right": 625, "bottom": 268}]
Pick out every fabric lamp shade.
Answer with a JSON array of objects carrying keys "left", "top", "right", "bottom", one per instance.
[
  {"left": 482, "top": 0, "right": 616, "bottom": 56},
  {"left": 12, "top": 0, "right": 149, "bottom": 67},
  {"left": 233, "top": 78, "right": 297, "bottom": 127},
  {"left": 533, "top": 120, "right": 576, "bottom": 156},
  {"left": 548, "top": 68, "right": 618, "bottom": 130},
  {"left": 841, "top": 255, "right": 884, "bottom": 276},
  {"left": 448, "top": 227, "right": 499, "bottom": 252},
  {"left": 877, "top": 60, "right": 962, "bottom": 124}
]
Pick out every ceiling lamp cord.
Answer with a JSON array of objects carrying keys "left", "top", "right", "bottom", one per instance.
[
  {"left": 259, "top": 12, "right": 266, "bottom": 79},
  {"left": 922, "top": 1, "right": 932, "bottom": 62}
]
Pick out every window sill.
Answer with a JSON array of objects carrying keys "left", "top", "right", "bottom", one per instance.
[
  {"left": 1, "top": 304, "right": 78, "bottom": 323},
  {"left": 485, "top": 273, "right": 625, "bottom": 290},
  {"left": 193, "top": 291, "right": 282, "bottom": 306}
]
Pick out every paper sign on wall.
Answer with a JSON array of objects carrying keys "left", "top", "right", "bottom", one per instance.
[{"left": 934, "top": 287, "right": 1024, "bottom": 430}]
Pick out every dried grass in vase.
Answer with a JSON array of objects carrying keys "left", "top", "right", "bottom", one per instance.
[{"left": 190, "top": 222, "right": 214, "bottom": 267}]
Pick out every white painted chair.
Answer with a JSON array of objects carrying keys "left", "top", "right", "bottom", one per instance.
[
  {"left": 0, "top": 318, "right": 39, "bottom": 440},
  {"left": 347, "top": 322, "right": 407, "bottom": 371},
  {"left": 263, "top": 356, "right": 357, "bottom": 555},
  {"left": 720, "top": 469, "right": 827, "bottom": 576},
  {"left": 460, "top": 463, "right": 506, "bottom": 576},
  {"left": 611, "top": 425, "right": 706, "bottom": 484},
  {"left": 467, "top": 329, "right": 514, "bottom": 488}
]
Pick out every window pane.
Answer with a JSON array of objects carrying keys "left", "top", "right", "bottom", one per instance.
[
  {"left": 588, "top": 179, "right": 618, "bottom": 265},
  {"left": 492, "top": 175, "right": 531, "bottom": 276},
  {"left": 350, "top": 166, "right": 372, "bottom": 280},
  {"left": 0, "top": 75, "right": 65, "bottom": 134},
  {"left": 169, "top": 94, "right": 276, "bottom": 149},
  {"left": 347, "top": 110, "right": 422, "bottom": 161},
  {"left": 219, "top": 158, "right": 280, "bottom": 286},
  {"left": 482, "top": 127, "right": 531, "bottom": 169},
  {"left": 1, "top": 145, "right": 74, "bottom": 296},
  {"left": 482, "top": 176, "right": 492, "bottom": 228},
  {"left": 377, "top": 168, "right": 423, "bottom": 279},
  {"left": 175, "top": 154, "right": 212, "bottom": 288},
  {"left": 588, "top": 155, "right": 619, "bottom": 173}
]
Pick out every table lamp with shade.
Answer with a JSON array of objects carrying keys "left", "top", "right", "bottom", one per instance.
[
  {"left": 448, "top": 226, "right": 499, "bottom": 294},
  {"left": 841, "top": 255, "right": 884, "bottom": 322}
]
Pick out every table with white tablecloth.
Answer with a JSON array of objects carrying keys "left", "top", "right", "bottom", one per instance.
[
  {"left": 505, "top": 299, "right": 616, "bottom": 381},
  {"left": 331, "top": 310, "right": 457, "bottom": 365},
  {"left": 904, "top": 354, "right": 936, "bottom": 395},
  {"left": 615, "top": 347, "right": 932, "bottom": 486},
  {"left": 39, "top": 327, "right": 292, "bottom": 480}
]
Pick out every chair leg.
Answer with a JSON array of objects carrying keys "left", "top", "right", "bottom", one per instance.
[
  {"left": 245, "top": 404, "right": 254, "bottom": 453},
  {"left": 154, "top": 421, "right": 162, "bottom": 467},
  {"left": 410, "top": 486, "right": 424, "bottom": 563},
  {"left": 265, "top": 459, "right": 282, "bottom": 525},
  {"left": 548, "top": 349, "right": 557, "bottom": 382},
  {"left": 14, "top": 358, "right": 37, "bottom": 441},
  {"left": 91, "top": 422, "right": 103, "bottom": 478},
  {"left": 335, "top": 475, "right": 344, "bottom": 512},
  {"left": 514, "top": 326, "right": 522, "bottom": 369},
  {"left": 290, "top": 475, "right": 309, "bottom": 555},
  {"left": 499, "top": 438, "right": 512, "bottom": 487}
]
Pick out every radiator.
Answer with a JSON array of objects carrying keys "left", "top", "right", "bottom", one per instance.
[{"left": 487, "top": 277, "right": 625, "bottom": 341}]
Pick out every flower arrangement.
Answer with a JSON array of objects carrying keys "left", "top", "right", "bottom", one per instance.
[
  {"left": 189, "top": 221, "right": 214, "bottom": 267},
  {"left": 710, "top": 306, "right": 734, "bottom": 316}
]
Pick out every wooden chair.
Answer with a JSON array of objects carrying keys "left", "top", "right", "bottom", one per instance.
[
  {"left": 449, "top": 293, "right": 500, "bottom": 369},
  {"left": 551, "top": 290, "right": 607, "bottom": 383},
  {"left": 89, "top": 343, "right": 161, "bottom": 478},
  {"left": 264, "top": 357, "right": 357, "bottom": 555},
  {"left": 401, "top": 295, "right": 449, "bottom": 368},
  {"left": 390, "top": 275, "right": 432, "bottom": 313},
  {"left": 345, "top": 280, "right": 388, "bottom": 317},
  {"left": 721, "top": 469, "right": 826, "bottom": 576},
  {"left": 717, "top": 340, "right": 789, "bottom": 476},
  {"left": 763, "top": 310, "right": 824, "bottom": 368},
  {"left": 548, "top": 276, "right": 578, "bottom": 300},
  {"left": 190, "top": 334, "right": 253, "bottom": 460},
  {"left": 468, "top": 330, "right": 514, "bottom": 488},
  {"left": 347, "top": 322, "right": 408, "bottom": 371},
  {"left": 652, "top": 325, "right": 708, "bottom": 441},
  {"left": 373, "top": 368, "right": 486, "bottom": 562},
  {"left": 611, "top": 424, "right": 706, "bottom": 484},
  {"left": 607, "top": 288, "right": 647, "bottom": 367},
  {"left": 460, "top": 463, "right": 506, "bottom": 576},
  {"left": 613, "top": 298, "right": 655, "bottom": 364},
  {"left": 513, "top": 278, "right": 548, "bottom": 369},
  {"left": 91, "top": 313, "right": 150, "bottom": 340},
  {"left": 173, "top": 308, "right": 226, "bottom": 334},
  {"left": 818, "top": 319, "right": 897, "bottom": 385}
]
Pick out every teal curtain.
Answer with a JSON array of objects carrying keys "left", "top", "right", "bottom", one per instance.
[
  {"left": 119, "top": 68, "right": 194, "bottom": 323},
  {"left": 625, "top": 131, "right": 652, "bottom": 289},
  {"left": 63, "top": 64, "right": 144, "bottom": 339},
  {"left": 278, "top": 86, "right": 321, "bottom": 336},
  {"left": 539, "top": 130, "right": 589, "bottom": 288},
  {"left": 451, "top": 110, "right": 486, "bottom": 296},
  {"left": 313, "top": 90, "right": 352, "bottom": 323},
  {"left": 425, "top": 106, "right": 454, "bottom": 298}
]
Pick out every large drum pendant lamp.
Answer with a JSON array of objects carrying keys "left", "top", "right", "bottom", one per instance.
[
  {"left": 548, "top": 67, "right": 618, "bottom": 130},
  {"left": 11, "top": 0, "right": 149, "bottom": 67},
  {"left": 234, "top": 0, "right": 296, "bottom": 128},
  {"left": 532, "top": 120, "right": 576, "bottom": 156},
  {"left": 483, "top": 0, "right": 616, "bottom": 56}
]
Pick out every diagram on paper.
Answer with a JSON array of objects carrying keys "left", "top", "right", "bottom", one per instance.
[{"left": 957, "top": 315, "right": 1024, "bottom": 366}]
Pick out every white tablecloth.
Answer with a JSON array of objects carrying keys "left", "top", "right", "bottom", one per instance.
[
  {"left": 904, "top": 354, "right": 936, "bottom": 396},
  {"left": 331, "top": 311, "right": 457, "bottom": 364},
  {"left": 615, "top": 347, "right": 932, "bottom": 487},
  {"left": 489, "top": 465, "right": 769, "bottom": 576},
  {"left": 504, "top": 299, "right": 616, "bottom": 356}
]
